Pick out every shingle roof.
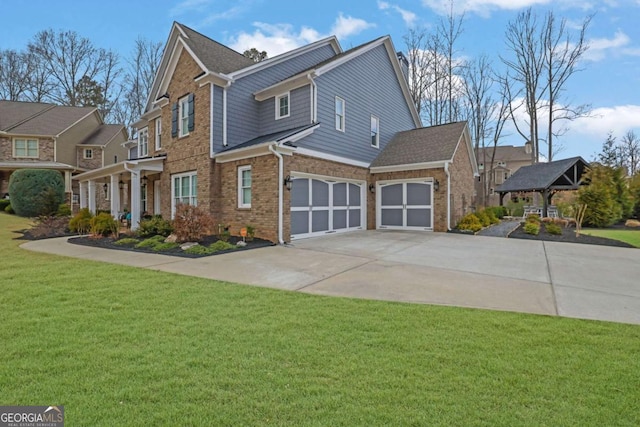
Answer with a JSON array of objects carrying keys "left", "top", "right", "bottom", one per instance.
[
  {"left": 178, "top": 23, "right": 254, "bottom": 74},
  {"left": 0, "top": 100, "right": 96, "bottom": 136},
  {"left": 219, "top": 124, "right": 318, "bottom": 153},
  {"left": 495, "top": 156, "right": 589, "bottom": 193},
  {"left": 78, "top": 124, "right": 126, "bottom": 146},
  {"left": 477, "top": 145, "right": 532, "bottom": 163},
  {"left": 371, "top": 121, "right": 467, "bottom": 167}
]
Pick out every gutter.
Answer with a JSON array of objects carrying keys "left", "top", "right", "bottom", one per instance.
[
  {"left": 268, "top": 143, "right": 285, "bottom": 245},
  {"left": 445, "top": 161, "right": 451, "bottom": 231}
]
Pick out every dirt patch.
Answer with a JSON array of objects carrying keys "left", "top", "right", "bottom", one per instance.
[{"left": 508, "top": 223, "right": 634, "bottom": 248}]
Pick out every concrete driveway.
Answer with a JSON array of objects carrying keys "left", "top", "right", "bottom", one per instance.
[{"left": 22, "top": 231, "right": 640, "bottom": 325}]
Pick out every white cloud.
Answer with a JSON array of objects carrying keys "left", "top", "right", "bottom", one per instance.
[
  {"left": 378, "top": 1, "right": 418, "bottom": 26},
  {"left": 227, "top": 13, "right": 375, "bottom": 57},
  {"left": 169, "top": 0, "right": 212, "bottom": 17},
  {"left": 421, "top": 0, "right": 552, "bottom": 16},
  {"left": 570, "top": 105, "right": 640, "bottom": 138},
  {"left": 584, "top": 30, "right": 630, "bottom": 61}
]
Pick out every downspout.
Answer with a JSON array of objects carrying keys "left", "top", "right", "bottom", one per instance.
[
  {"left": 268, "top": 143, "right": 285, "bottom": 245},
  {"left": 307, "top": 73, "right": 317, "bottom": 123},
  {"left": 445, "top": 161, "right": 451, "bottom": 231},
  {"left": 210, "top": 82, "right": 215, "bottom": 157},
  {"left": 222, "top": 81, "right": 231, "bottom": 146}
]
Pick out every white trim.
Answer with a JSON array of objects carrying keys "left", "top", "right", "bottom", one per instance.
[
  {"left": 223, "top": 82, "right": 230, "bottom": 146},
  {"left": 254, "top": 74, "right": 309, "bottom": 101},
  {"left": 370, "top": 115, "right": 380, "bottom": 148},
  {"left": 294, "top": 147, "right": 370, "bottom": 168},
  {"left": 178, "top": 96, "right": 189, "bottom": 137},
  {"left": 370, "top": 161, "right": 448, "bottom": 174},
  {"left": 210, "top": 82, "right": 215, "bottom": 157},
  {"left": 155, "top": 117, "right": 162, "bottom": 150},
  {"left": 214, "top": 142, "right": 295, "bottom": 163},
  {"left": 376, "top": 178, "right": 434, "bottom": 231},
  {"left": 138, "top": 127, "right": 149, "bottom": 157},
  {"left": 335, "top": 96, "right": 345, "bottom": 132},
  {"left": 237, "top": 165, "right": 252, "bottom": 208},
  {"left": 156, "top": 38, "right": 208, "bottom": 103},
  {"left": 289, "top": 171, "right": 365, "bottom": 185},
  {"left": 12, "top": 137, "right": 39, "bottom": 158},
  {"left": 154, "top": 179, "right": 161, "bottom": 215},
  {"left": 83, "top": 148, "right": 93, "bottom": 159},
  {"left": 170, "top": 170, "right": 197, "bottom": 218},
  {"left": 275, "top": 92, "right": 290, "bottom": 120}
]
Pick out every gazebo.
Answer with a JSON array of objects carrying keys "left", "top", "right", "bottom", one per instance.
[{"left": 495, "top": 156, "right": 589, "bottom": 217}]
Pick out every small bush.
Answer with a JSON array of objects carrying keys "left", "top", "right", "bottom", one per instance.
[
  {"left": 486, "top": 206, "right": 507, "bottom": 219},
  {"left": 26, "top": 216, "right": 70, "bottom": 238},
  {"left": 8, "top": 169, "right": 65, "bottom": 217},
  {"left": 209, "top": 240, "right": 236, "bottom": 252},
  {"left": 456, "top": 213, "right": 482, "bottom": 233},
  {"left": 526, "top": 214, "right": 541, "bottom": 223},
  {"left": 151, "top": 242, "right": 179, "bottom": 252},
  {"left": 545, "top": 222, "right": 562, "bottom": 235},
  {"left": 114, "top": 237, "right": 140, "bottom": 246},
  {"left": 137, "top": 215, "right": 174, "bottom": 238},
  {"left": 5, "top": 204, "right": 14, "bottom": 214},
  {"left": 90, "top": 212, "right": 118, "bottom": 237},
  {"left": 184, "top": 245, "right": 215, "bottom": 255},
  {"left": 475, "top": 210, "right": 491, "bottom": 227},
  {"left": 541, "top": 217, "right": 553, "bottom": 223},
  {"left": 245, "top": 225, "right": 256, "bottom": 241},
  {"left": 56, "top": 203, "right": 72, "bottom": 217},
  {"left": 524, "top": 222, "right": 540, "bottom": 235},
  {"left": 0, "top": 199, "right": 10, "bottom": 211},
  {"left": 173, "top": 204, "right": 214, "bottom": 242},
  {"left": 483, "top": 209, "right": 500, "bottom": 225},
  {"left": 69, "top": 208, "right": 94, "bottom": 234},
  {"left": 135, "top": 235, "right": 166, "bottom": 249}
]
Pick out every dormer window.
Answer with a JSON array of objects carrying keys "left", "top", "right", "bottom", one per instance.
[
  {"left": 83, "top": 148, "right": 93, "bottom": 159},
  {"left": 276, "top": 93, "right": 290, "bottom": 120},
  {"left": 138, "top": 127, "right": 148, "bottom": 157}
]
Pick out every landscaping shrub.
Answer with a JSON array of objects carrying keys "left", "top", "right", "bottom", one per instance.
[
  {"left": 173, "top": 204, "right": 214, "bottom": 242},
  {"left": 26, "top": 216, "right": 70, "bottom": 239},
  {"left": 456, "top": 213, "right": 482, "bottom": 233},
  {"left": 4, "top": 204, "right": 14, "bottom": 214},
  {"left": 56, "top": 203, "right": 72, "bottom": 217},
  {"left": 578, "top": 165, "right": 631, "bottom": 227},
  {"left": 209, "top": 240, "right": 235, "bottom": 251},
  {"left": 524, "top": 221, "right": 540, "bottom": 235},
  {"left": 475, "top": 210, "right": 491, "bottom": 227},
  {"left": 184, "top": 245, "right": 215, "bottom": 255},
  {"left": 505, "top": 199, "right": 526, "bottom": 217},
  {"left": 8, "top": 169, "right": 65, "bottom": 217},
  {"left": 151, "top": 242, "right": 179, "bottom": 252},
  {"left": 90, "top": 212, "right": 118, "bottom": 237},
  {"left": 545, "top": 222, "right": 562, "bottom": 235},
  {"left": 135, "top": 235, "right": 166, "bottom": 249},
  {"left": 0, "top": 199, "right": 10, "bottom": 211},
  {"left": 114, "top": 237, "right": 139, "bottom": 246},
  {"left": 483, "top": 209, "right": 500, "bottom": 225},
  {"left": 526, "top": 214, "right": 541, "bottom": 223},
  {"left": 69, "top": 208, "right": 94, "bottom": 234},
  {"left": 137, "top": 215, "right": 173, "bottom": 238},
  {"left": 486, "top": 206, "right": 507, "bottom": 219}
]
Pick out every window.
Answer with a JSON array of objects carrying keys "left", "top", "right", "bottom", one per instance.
[
  {"left": 155, "top": 117, "right": 162, "bottom": 149},
  {"left": 238, "top": 166, "right": 252, "bottom": 208},
  {"left": 335, "top": 97, "right": 345, "bottom": 131},
  {"left": 140, "top": 183, "right": 147, "bottom": 214},
  {"left": 276, "top": 93, "right": 290, "bottom": 119},
  {"left": 172, "top": 94, "right": 194, "bottom": 138},
  {"left": 104, "top": 183, "right": 110, "bottom": 201},
  {"left": 83, "top": 148, "right": 93, "bottom": 159},
  {"left": 171, "top": 171, "right": 197, "bottom": 217},
  {"left": 13, "top": 138, "right": 38, "bottom": 158},
  {"left": 179, "top": 96, "right": 190, "bottom": 137},
  {"left": 478, "top": 163, "right": 484, "bottom": 171},
  {"left": 138, "top": 127, "right": 148, "bottom": 157},
  {"left": 498, "top": 161, "right": 506, "bottom": 167},
  {"left": 370, "top": 115, "right": 380, "bottom": 148}
]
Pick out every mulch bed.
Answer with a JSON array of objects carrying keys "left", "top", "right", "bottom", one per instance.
[
  {"left": 508, "top": 223, "right": 634, "bottom": 248},
  {"left": 67, "top": 234, "right": 275, "bottom": 258}
]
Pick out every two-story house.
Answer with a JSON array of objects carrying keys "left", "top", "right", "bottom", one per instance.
[
  {"left": 76, "top": 22, "right": 477, "bottom": 242},
  {"left": 0, "top": 100, "right": 128, "bottom": 209},
  {"left": 476, "top": 143, "right": 533, "bottom": 206}
]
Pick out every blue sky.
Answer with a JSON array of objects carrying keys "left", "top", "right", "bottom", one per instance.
[{"left": 2, "top": 0, "right": 640, "bottom": 160}]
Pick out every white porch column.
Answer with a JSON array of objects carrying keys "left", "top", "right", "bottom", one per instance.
[
  {"left": 129, "top": 170, "right": 141, "bottom": 230},
  {"left": 64, "top": 170, "right": 72, "bottom": 192},
  {"left": 79, "top": 181, "right": 88, "bottom": 209},
  {"left": 87, "top": 180, "right": 96, "bottom": 213},
  {"left": 110, "top": 174, "right": 120, "bottom": 219}
]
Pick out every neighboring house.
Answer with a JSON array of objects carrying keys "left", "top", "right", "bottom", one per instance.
[
  {"left": 0, "top": 100, "right": 128, "bottom": 209},
  {"left": 475, "top": 143, "right": 533, "bottom": 206},
  {"left": 76, "top": 22, "right": 477, "bottom": 242}
]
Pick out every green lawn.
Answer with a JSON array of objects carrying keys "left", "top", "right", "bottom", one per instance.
[
  {"left": 582, "top": 228, "right": 640, "bottom": 248},
  {"left": 1, "top": 214, "right": 639, "bottom": 426}
]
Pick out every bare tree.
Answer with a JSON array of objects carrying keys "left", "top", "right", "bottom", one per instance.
[
  {"left": 621, "top": 130, "right": 640, "bottom": 175},
  {"left": 438, "top": 3, "right": 465, "bottom": 123},
  {"left": 542, "top": 11, "right": 592, "bottom": 160},
  {"left": 403, "top": 28, "right": 432, "bottom": 116},
  {"left": 0, "top": 50, "right": 31, "bottom": 100}
]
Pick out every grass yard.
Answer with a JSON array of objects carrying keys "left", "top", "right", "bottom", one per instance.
[
  {"left": 582, "top": 228, "right": 640, "bottom": 248},
  {"left": 1, "top": 213, "right": 639, "bottom": 426}
]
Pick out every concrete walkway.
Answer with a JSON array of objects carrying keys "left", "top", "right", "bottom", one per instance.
[
  {"left": 477, "top": 220, "right": 521, "bottom": 237},
  {"left": 21, "top": 231, "right": 640, "bottom": 325}
]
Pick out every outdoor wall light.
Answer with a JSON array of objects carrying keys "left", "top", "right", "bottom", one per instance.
[
  {"left": 283, "top": 175, "right": 293, "bottom": 191},
  {"left": 141, "top": 174, "right": 148, "bottom": 187},
  {"left": 434, "top": 179, "right": 440, "bottom": 192},
  {"left": 118, "top": 173, "right": 124, "bottom": 190},
  {"left": 368, "top": 183, "right": 376, "bottom": 193},
  {"left": 103, "top": 182, "right": 109, "bottom": 197}
]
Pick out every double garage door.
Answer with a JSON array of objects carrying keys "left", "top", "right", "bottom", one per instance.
[
  {"left": 290, "top": 176, "right": 364, "bottom": 240},
  {"left": 377, "top": 180, "right": 433, "bottom": 231}
]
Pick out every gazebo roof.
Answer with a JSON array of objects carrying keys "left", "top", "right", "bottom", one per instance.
[{"left": 495, "top": 156, "right": 589, "bottom": 194}]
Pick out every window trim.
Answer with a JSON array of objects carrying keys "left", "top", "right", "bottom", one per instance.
[
  {"left": 155, "top": 117, "right": 162, "bottom": 150},
  {"left": 275, "top": 92, "right": 290, "bottom": 120},
  {"left": 138, "top": 127, "right": 149, "bottom": 157},
  {"left": 335, "top": 96, "right": 345, "bottom": 132},
  {"left": 237, "top": 165, "right": 252, "bottom": 208},
  {"left": 370, "top": 115, "right": 380, "bottom": 148},
  {"left": 83, "top": 148, "right": 93, "bottom": 159},
  {"left": 12, "top": 138, "right": 39, "bottom": 158},
  {"left": 179, "top": 96, "right": 190, "bottom": 137},
  {"left": 170, "top": 171, "right": 197, "bottom": 218}
]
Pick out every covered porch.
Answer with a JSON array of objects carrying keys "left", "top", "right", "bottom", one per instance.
[{"left": 74, "top": 157, "right": 164, "bottom": 230}]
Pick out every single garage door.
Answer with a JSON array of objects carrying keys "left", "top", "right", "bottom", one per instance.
[
  {"left": 290, "top": 176, "right": 364, "bottom": 240},
  {"left": 377, "top": 180, "right": 433, "bottom": 230}
]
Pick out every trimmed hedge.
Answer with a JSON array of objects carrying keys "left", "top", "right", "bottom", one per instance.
[{"left": 8, "top": 169, "right": 65, "bottom": 217}]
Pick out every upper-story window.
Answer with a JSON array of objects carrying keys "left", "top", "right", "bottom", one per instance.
[
  {"left": 138, "top": 127, "right": 148, "bottom": 157},
  {"left": 238, "top": 165, "right": 252, "bottom": 208},
  {"left": 335, "top": 97, "right": 345, "bottom": 132},
  {"left": 83, "top": 148, "right": 93, "bottom": 159},
  {"left": 497, "top": 161, "right": 506, "bottom": 167},
  {"left": 370, "top": 115, "right": 380, "bottom": 148},
  {"left": 13, "top": 138, "right": 38, "bottom": 158},
  {"left": 155, "top": 117, "right": 162, "bottom": 150},
  {"left": 172, "top": 94, "right": 194, "bottom": 138},
  {"left": 276, "top": 93, "right": 290, "bottom": 120}
]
